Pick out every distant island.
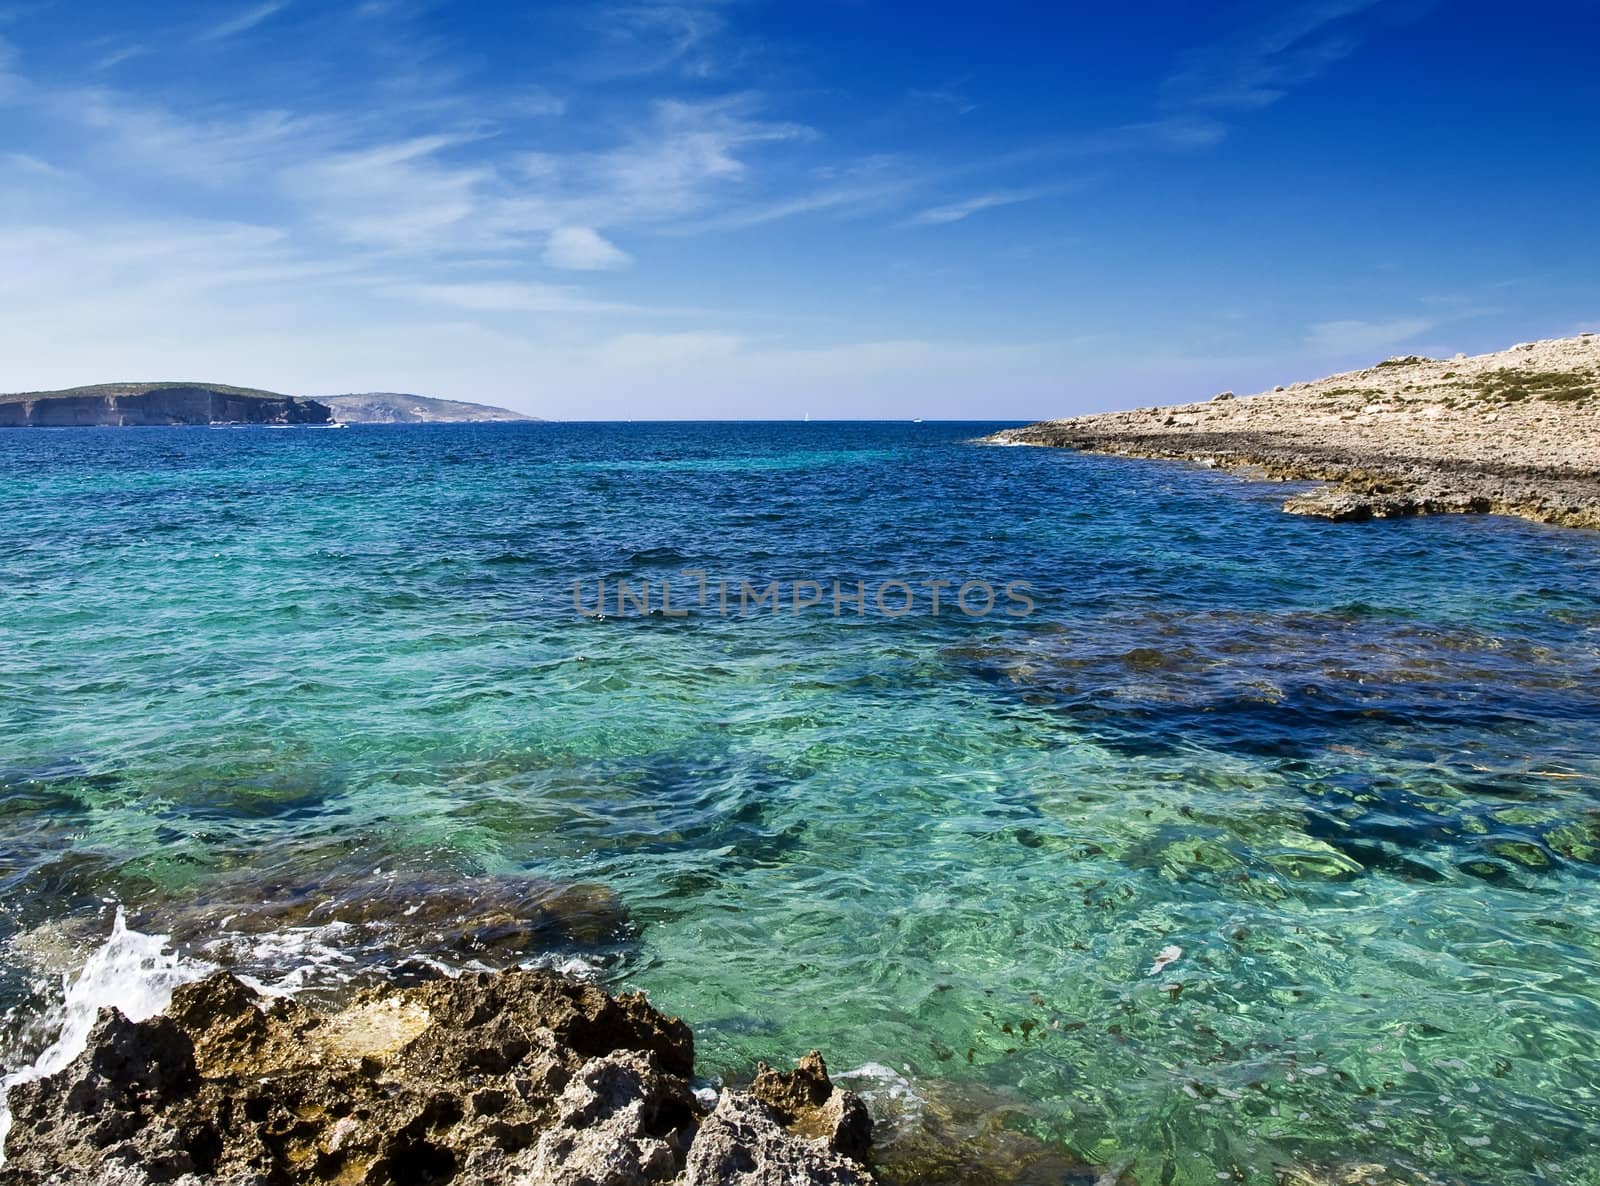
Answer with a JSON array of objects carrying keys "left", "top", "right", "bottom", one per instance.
[
  {"left": 0, "top": 383, "right": 534, "bottom": 427},
  {"left": 988, "top": 333, "right": 1600, "bottom": 530},
  {"left": 0, "top": 382, "right": 332, "bottom": 427},
  {"left": 319, "top": 392, "right": 537, "bottom": 424}
]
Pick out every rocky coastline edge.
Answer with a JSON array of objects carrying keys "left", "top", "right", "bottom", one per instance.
[
  {"left": 986, "top": 334, "right": 1600, "bottom": 530},
  {"left": 0, "top": 967, "right": 874, "bottom": 1186}
]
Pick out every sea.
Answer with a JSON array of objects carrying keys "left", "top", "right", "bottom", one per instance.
[{"left": 2, "top": 421, "right": 1598, "bottom": 1185}]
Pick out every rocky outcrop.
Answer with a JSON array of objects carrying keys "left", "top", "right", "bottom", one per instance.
[
  {"left": 0, "top": 387, "right": 331, "bottom": 427},
  {"left": 987, "top": 333, "right": 1600, "bottom": 530},
  {"left": 0, "top": 970, "right": 875, "bottom": 1186},
  {"left": 750, "top": 1052, "right": 871, "bottom": 1161},
  {"left": 685, "top": 1092, "right": 871, "bottom": 1186}
]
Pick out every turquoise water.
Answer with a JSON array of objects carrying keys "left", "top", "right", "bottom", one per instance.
[{"left": 3, "top": 422, "right": 1599, "bottom": 1184}]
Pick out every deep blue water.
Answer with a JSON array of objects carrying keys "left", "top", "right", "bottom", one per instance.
[{"left": 3, "top": 422, "right": 1599, "bottom": 1184}]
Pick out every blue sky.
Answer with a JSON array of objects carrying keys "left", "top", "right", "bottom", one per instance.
[{"left": 0, "top": 1, "right": 1595, "bottom": 418}]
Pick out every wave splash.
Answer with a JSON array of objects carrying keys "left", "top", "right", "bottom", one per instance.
[{"left": 0, "top": 909, "right": 208, "bottom": 1167}]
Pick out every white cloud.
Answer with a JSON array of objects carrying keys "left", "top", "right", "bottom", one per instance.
[
  {"left": 908, "top": 188, "right": 1048, "bottom": 226},
  {"left": 543, "top": 226, "right": 632, "bottom": 270},
  {"left": 285, "top": 134, "right": 500, "bottom": 248},
  {"left": 677, "top": 167, "right": 918, "bottom": 234},
  {"left": 580, "top": 96, "right": 811, "bottom": 223},
  {"left": 59, "top": 88, "right": 315, "bottom": 184},
  {"left": 93, "top": 45, "right": 146, "bottom": 71},
  {"left": 198, "top": 2, "right": 291, "bottom": 43},
  {"left": 1305, "top": 317, "right": 1435, "bottom": 356}
]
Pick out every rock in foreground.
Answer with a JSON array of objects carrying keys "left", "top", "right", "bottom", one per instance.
[{"left": 1, "top": 970, "right": 873, "bottom": 1186}]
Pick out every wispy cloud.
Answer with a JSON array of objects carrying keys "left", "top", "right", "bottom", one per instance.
[
  {"left": 1305, "top": 316, "right": 1435, "bottom": 356},
  {"left": 59, "top": 88, "right": 316, "bottom": 183},
  {"left": 907, "top": 87, "right": 977, "bottom": 116},
  {"left": 198, "top": 1, "right": 291, "bottom": 43},
  {"left": 284, "top": 134, "right": 501, "bottom": 249},
  {"left": 579, "top": 95, "right": 811, "bottom": 222},
  {"left": 907, "top": 187, "right": 1053, "bottom": 227},
  {"left": 679, "top": 173, "right": 916, "bottom": 234},
  {"left": 589, "top": 3, "right": 727, "bottom": 78},
  {"left": 1162, "top": 0, "right": 1384, "bottom": 113},
  {"left": 543, "top": 226, "right": 632, "bottom": 270},
  {"left": 92, "top": 44, "right": 146, "bottom": 71},
  {"left": 1, "top": 149, "right": 64, "bottom": 176}
]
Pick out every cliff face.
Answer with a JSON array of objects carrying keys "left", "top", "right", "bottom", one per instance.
[{"left": 0, "top": 386, "right": 332, "bottom": 427}]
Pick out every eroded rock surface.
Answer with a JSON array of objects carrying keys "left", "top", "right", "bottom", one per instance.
[
  {"left": 750, "top": 1052, "right": 872, "bottom": 1161},
  {"left": 1, "top": 971, "right": 874, "bottom": 1186}
]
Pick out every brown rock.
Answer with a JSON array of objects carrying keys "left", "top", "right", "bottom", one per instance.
[
  {"left": 751, "top": 1051, "right": 872, "bottom": 1160},
  {"left": 1, "top": 971, "right": 871, "bottom": 1186}
]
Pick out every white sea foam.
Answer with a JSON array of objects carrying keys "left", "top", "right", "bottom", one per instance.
[
  {"left": 522, "top": 951, "right": 606, "bottom": 980},
  {"left": 0, "top": 909, "right": 208, "bottom": 1167},
  {"left": 206, "top": 922, "right": 359, "bottom": 997},
  {"left": 834, "top": 1060, "right": 927, "bottom": 1132},
  {"left": 0, "top": 908, "right": 614, "bottom": 1165}
]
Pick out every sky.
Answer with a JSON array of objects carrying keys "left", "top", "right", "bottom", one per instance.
[{"left": 0, "top": 0, "right": 1595, "bottom": 419}]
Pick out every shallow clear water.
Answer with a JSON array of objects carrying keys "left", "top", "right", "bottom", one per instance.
[{"left": 3, "top": 422, "right": 1599, "bottom": 1184}]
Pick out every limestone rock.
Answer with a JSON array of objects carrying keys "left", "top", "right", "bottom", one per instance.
[
  {"left": 2, "top": 970, "right": 872, "bottom": 1186},
  {"left": 685, "top": 1091, "right": 872, "bottom": 1186},
  {"left": 750, "top": 1051, "right": 872, "bottom": 1160},
  {"left": 983, "top": 331, "right": 1600, "bottom": 531}
]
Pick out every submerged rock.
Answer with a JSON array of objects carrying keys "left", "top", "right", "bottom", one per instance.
[
  {"left": 0, "top": 869, "right": 638, "bottom": 1006},
  {"left": 140, "top": 872, "right": 634, "bottom": 967},
  {"left": 843, "top": 1071, "right": 1125, "bottom": 1186},
  {"left": 1, "top": 970, "right": 875, "bottom": 1186}
]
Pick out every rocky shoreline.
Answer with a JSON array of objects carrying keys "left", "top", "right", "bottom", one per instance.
[
  {"left": 0, "top": 967, "right": 873, "bottom": 1186},
  {"left": 988, "top": 334, "right": 1600, "bottom": 529}
]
